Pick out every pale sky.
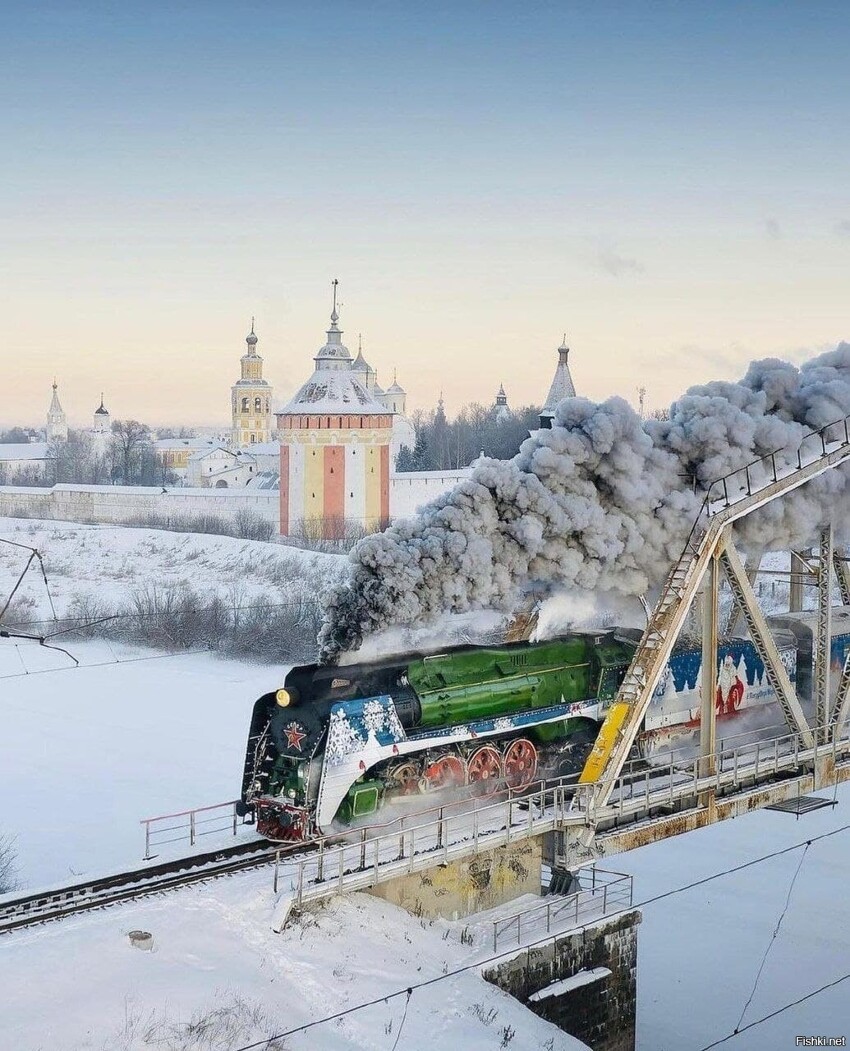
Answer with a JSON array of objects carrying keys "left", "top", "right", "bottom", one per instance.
[{"left": 2, "top": 2, "right": 849, "bottom": 427}]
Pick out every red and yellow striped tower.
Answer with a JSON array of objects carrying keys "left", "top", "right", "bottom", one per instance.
[{"left": 277, "top": 284, "right": 392, "bottom": 539}]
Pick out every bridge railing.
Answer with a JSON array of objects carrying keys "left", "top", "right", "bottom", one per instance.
[
  {"left": 140, "top": 800, "right": 251, "bottom": 860},
  {"left": 274, "top": 780, "right": 574, "bottom": 905},
  {"left": 491, "top": 866, "right": 633, "bottom": 952},
  {"left": 696, "top": 413, "right": 850, "bottom": 509},
  {"left": 572, "top": 724, "right": 850, "bottom": 824},
  {"left": 269, "top": 724, "right": 850, "bottom": 907}
]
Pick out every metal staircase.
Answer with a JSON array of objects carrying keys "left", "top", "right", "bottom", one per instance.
[{"left": 579, "top": 414, "right": 850, "bottom": 806}]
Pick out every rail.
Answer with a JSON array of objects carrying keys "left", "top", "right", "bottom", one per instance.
[
  {"left": 491, "top": 866, "right": 632, "bottom": 951},
  {"left": 140, "top": 800, "right": 252, "bottom": 860},
  {"left": 0, "top": 839, "right": 288, "bottom": 936}
]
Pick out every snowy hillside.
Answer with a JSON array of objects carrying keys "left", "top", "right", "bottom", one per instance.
[
  {"left": 0, "top": 516, "right": 344, "bottom": 621},
  {"left": 0, "top": 517, "right": 346, "bottom": 662}
]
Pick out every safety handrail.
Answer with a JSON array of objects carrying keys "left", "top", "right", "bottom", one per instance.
[{"left": 491, "top": 867, "right": 633, "bottom": 951}]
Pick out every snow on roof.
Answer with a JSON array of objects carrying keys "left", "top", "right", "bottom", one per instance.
[
  {"left": 541, "top": 336, "right": 576, "bottom": 415},
  {"left": 277, "top": 368, "right": 388, "bottom": 415},
  {"left": 187, "top": 445, "right": 237, "bottom": 462},
  {"left": 154, "top": 438, "right": 218, "bottom": 450},
  {"left": 351, "top": 348, "right": 371, "bottom": 373},
  {"left": 246, "top": 470, "right": 280, "bottom": 489},
  {"left": 0, "top": 442, "right": 51, "bottom": 461}
]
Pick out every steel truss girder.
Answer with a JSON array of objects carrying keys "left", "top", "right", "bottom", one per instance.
[
  {"left": 580, "top": 432, "right": 850, "bottom": 808},
  {"left": 724, "top": 547, "right": 763, "bottom": 637},
  {"left": 832, "top": 548, "right": 850, "bottom": 605},
  {"left": 719, "top": 539, "right": 813, "bottom": 747},
  {"left": 816, "top": 526, "right": 834, "bottom": 741},
  {"left": 829, "top": 651, "right": 850, "bottom": 740},
  {"left": 700, "top": 552, "right": 719, "bottom": 777},
  {"left": 790, "top": 550, "right": 814, "bottom": 611}
]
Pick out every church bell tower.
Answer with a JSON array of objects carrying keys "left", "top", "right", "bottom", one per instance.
[{"left": 231, "top": 320, "right": 274, "bottom": 446}]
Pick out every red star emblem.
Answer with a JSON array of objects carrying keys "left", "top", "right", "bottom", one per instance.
[{"left": 284, "top": 723, "right": 307, "bottom": 751}]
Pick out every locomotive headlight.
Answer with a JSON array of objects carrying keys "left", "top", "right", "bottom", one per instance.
[{"left": 275, "top": 689, "right": 291, "bottom": 707}]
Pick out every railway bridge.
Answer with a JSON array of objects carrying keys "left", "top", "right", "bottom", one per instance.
[{"left": 266, "top": 410, "right": 850, "bottom": 915}]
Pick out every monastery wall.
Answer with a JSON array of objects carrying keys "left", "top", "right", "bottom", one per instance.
[
  {"left": 389, "top": 468, "right": 472, "bottom": 519},
  {"left": 0, "top": 484, "right": 279, "bottom": 528},
  {"left": 0, "top": 470, "right": 469, "bottom": 531}
]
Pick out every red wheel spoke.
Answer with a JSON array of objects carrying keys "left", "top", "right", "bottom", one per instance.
[
  {"left": 467, "top": 746, "right": 502, "bottom": 797},
  {"left": 503, "top": 738, "right": 538, "bottom": 790},
  {"left": 422, "top": 754, "right": 466, "bottom": 791}
]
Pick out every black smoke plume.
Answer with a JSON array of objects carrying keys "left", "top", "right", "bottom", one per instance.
[{"left": 318, "top": 345, "right": 850, "bottom": 663}]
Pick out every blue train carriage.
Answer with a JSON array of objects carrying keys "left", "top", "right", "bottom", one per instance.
[
  {"left": 639, "top": 629, "right": 799, "bottom": 756},
  {"left": 766, "top": 606, "right": 850, "bottom": 702}
]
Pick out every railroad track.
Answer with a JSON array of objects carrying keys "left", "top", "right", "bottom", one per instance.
[{"left": 0, "top": 838, "right": 308, "bottom": 936}]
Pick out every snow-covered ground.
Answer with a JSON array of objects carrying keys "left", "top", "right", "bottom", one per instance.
[
  {"left": 630, "top": 782, "right": 850, "bottom": 1050},
  {"left": 0, "top": 637, "right": 282, "bottom": 886},
  {"left": 0, "top": 875, "right": 590, "bottom": 1051}
]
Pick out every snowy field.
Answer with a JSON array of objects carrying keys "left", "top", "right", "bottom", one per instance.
[
  {"left": 629, "top": 784, "right": 850, "bottom": 1049},
  {"left": 0, "top": 877, "right": 589, "bottom": 1051}
]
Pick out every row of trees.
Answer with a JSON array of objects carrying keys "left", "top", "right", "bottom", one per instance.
[
  {"left": 0, "top": 421, "right": 179, "bottom": 487},
  {"left": 396, "top": 402, "right": 543, "bottom": 471}
]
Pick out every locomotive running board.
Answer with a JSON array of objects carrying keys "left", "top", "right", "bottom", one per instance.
[{"left": 578, "top": 414, "right": 850, "bottom": 807}]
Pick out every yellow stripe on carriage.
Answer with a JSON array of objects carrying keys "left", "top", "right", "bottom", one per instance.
[{"left": 578, "top": 702, "right": 631, "bottom": 783}]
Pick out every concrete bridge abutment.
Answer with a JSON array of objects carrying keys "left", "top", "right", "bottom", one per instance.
[
  {"left": 368, "top": 837, "right": 542, "bottom": 920},
  {"left": 484, "top": 908, "right": 641, "bottom": 1051}
]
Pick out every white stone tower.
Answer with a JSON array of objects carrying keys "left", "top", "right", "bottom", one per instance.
[
  {"left": 494, "top": 382, "right": 510, "bottom": 420},
  {"left": 231, "top": 319, "right": 274, "bottom": 446},
  {"left": 46, "top": 380, "right": 68, "bottom": 442},
  {"left": 93, "top": 394, "right": 110, "bottom": 434}
]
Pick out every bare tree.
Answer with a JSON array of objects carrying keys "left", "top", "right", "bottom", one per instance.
[
  {"left": 0, "top": 833, "right": 19, "bottom": 893},
  {"left": 110, "top": 419, "right": 152, "bottom": 483}
]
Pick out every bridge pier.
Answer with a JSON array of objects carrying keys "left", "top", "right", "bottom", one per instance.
[
  {"left": 368, "top": 837, "right": 542, "bottom": 920},
  {"left": 484, "top": 908, "right": 641, "bottom": 1051}
]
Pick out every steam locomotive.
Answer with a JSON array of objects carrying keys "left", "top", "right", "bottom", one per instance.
[{"left": 240, "top": 607, "right": 850, "bottom": 840}]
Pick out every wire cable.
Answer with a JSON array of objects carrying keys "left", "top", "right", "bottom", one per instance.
[
  {"left": 697, "top": 971, "right": 850, "bottom": 1050},
  {"left": 0, "top": 538, "right": 58, "bottom": 624},
  {"left": 389, "top": 988, "right": 412, "bottom": 1051},
  {"left": 0, "top": 647, "right": 210, "bottom": 681},
  {"left": 734, "top": 840, "right": 810, "bottom": 1032}
]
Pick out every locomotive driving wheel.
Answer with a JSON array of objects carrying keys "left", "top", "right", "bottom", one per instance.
[
  {"left": 467, "top": 745, "right": 503, "bottom": 797},
  {"left": 503, "top": 738, "right": 538, "bottom": 790},
  {"left": 388, "top": 761, "right": 420, "bottom": 796},
  {"left": 421, "top": 754, "right": 467, "bottom": 792}
]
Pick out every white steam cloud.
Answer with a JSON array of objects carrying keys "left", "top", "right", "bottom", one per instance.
[{"left": 318, "top": 345, "right": 850, "bottom": 663}]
